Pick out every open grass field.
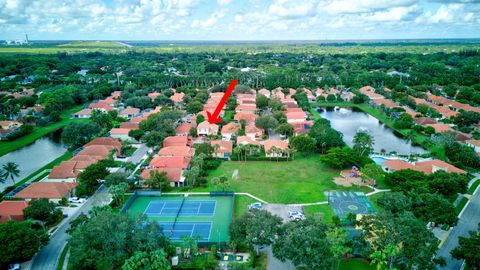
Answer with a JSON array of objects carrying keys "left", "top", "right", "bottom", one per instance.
[
  {"left": 207, "top": 154, "right": 371, "bottom": 204},
  {"left": 303, "top": 204, "right": 335, "bottom": 223},
  {"left": 0, "top": 105, "right": 86, "bottom": 156}
]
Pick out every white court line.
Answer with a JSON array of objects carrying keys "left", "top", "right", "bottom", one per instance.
[
  {"left": 190, "top": 223, "right": 196, "bottom": 237},
  {"left": 206, "top": 221, "right": 213, "bottom": 241}
]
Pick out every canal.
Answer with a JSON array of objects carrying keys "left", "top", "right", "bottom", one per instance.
[
  {"left": 317, "top": 107, "right": 427, "bottom": 155},
  {"left": 0, "top": 130, "right": 67, "bottom": 192}
]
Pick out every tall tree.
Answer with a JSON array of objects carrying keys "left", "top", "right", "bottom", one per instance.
[
  {"left": 451, "top": 228, "right": 480, "bottom": 270},
  {"left": 121, "top": 249, "right": 171, "bottom": 270},
  {"left": 2, "top": 161, "right": 20, "bottom": 185},
  {"left": 353, "top": 131, "right": 375, "bottom": 156}
]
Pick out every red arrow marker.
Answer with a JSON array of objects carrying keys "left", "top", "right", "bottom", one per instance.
[{"left": 207, "top": 79, "right": 238, "bottom": 124}]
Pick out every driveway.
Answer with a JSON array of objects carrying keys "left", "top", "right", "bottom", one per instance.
[
  {"left": 436, "top": 185, "right": 480, "bottom": 270},
  {"left": 28, "top": 185, "right": 111, "bottom": 270},
  {"left": 127, "top": 144, "right": 149, "bottom": 165},
  {"left": 262, "top": 204, "right": 302, "bottom": 270}
]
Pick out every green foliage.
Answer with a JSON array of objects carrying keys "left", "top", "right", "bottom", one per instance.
[
  {"left": 23, "top": 198, "right": 63, "bottom": 226},
  {"left": 0, "top": 220, "right": 49, "bottom": 268},
  {"left": 393, "top": 113, "right": 413, "bottom": 129},
  {"left": 121, "top": 249, "right": 171, "bottom": 270},
  {"left": 353, "top": 131, "right": 375, "bottom": 156},
  {"left": 61, "top": 121, "right": 102, "bottom": 149},
  {"left": 256, "top": 95, "right": 269, "bottom": 110},
  {"left": 255, "top": 115, "right": 278, "bottom": 135},
  {"left": 309, "top": 118, "right": 345, "bottom": 153},
  {"left": 145, "top": 171, "right": 172, "bottom": 191},
  {"left": 230, "top": 209, "right": 282, "bottom": 250},
  {"left": 445, "top": 141, "right": 480, "bottom": 169},
  {"left": 68, "top": 207, "right": 173, "bottom": 270},
  {"left": 289, "top": 134, "right": 315, "bottom": 153},
  {"left": 320, "top": 147, "right": 362, "bottom": 169},
  {"left": 1, "top": 161, "right": 20, "bottom": 185},
  {"left": 451, "top": 228, "right": 480, "bottom": 270},
  {"left": 139, "top": 110, "right": 183, "bottom": 147},
  {"left": 384, "top": 169, "right": 428, "bottom": 192},
  {"left": 76, "top": 161, "right": 110, "bottom": 197},
  {"left": 275, "top": 123, "right": 294, "bottom": 137}
]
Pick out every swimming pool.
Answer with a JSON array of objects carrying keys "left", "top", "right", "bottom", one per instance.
[{"left": 372, "top": 156, "right": 388, "bottom": 165}]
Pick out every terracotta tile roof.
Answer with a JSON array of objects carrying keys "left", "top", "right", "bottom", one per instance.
[
  {"left": 236, "top": 136, "right": 260, "bottom": 146},
  {"left": 411, "top": 96, "right": 428, "bottom": 105},
  {"left": 245, "top": 124, "right": 263, "bottom": 135},
  {"left": 120, "top": 122, "right": 139, "bottom": 129},
  {"left": 170, "top": 92, "right": 185, "bottom": 103},
  {"left": 271, "top": 91, "right": 285, "bottom": 99},
  {"left": 163, "top": 136, "right": 189, "bottom": 147},
  {"left": 88, "top": 102, "right": 113, "bottom": 111},
  {"left": 15, "top": 182, "right": 78, "bottom": 199},
  {"left": 197, "top": 121, "right": 219, "bottom": 134},
  {"left": 73, "top": 108, "right": 93, "bottom": 116},
  {"left": 235, "top": 104, "right": 256, "bottom": 112},
  {"left": 140, "top": 168, "right": 183, "bottom": 182},
  {"left": 119, "top": 107, "right": 140, "bottom": 116},
  {"left": 414, "top": 117, "right": 437, "bottom": 125},
  {"left": 85, "top": 137, "right": 122, "bottom": 153},
  {"left": 425, "top": 123, "right": 454, "bottom": 133},
  {"left": 264, "top": 140, "right": 289, "bottom": 152},
  {"left": 158, "top": 146, "right": 195, "bottom": 157},
  {"left": 149, "top": 156, "right": 191, "bottom": 169},
  {"left": 234, "top": 112, "right": 257, "bottom": 124},
  {"left": 221, "top": 122, "right": 240, "bottom": 135},
  {"left": 466, "top": 140, "right": 480, "bottom": 147},
  {"left": 49, "top": 161, "right": 84, "bottom": 179},
  {"left": 0, "top": 200, "right": 29, "bottom": 223},
  {"left": 286, "top": 108, "right": 304, "bottom": 113},
  {"left": 148, "top": 92, "right": 160, "bottom": 100},
  {"left": 130, "top": 116, "right": 148, "bottom": 123},
  {"left": 175, "top": 123, "right": 192, "bottom": 135},
  {"left": 110, "top": 128, "right": 131, "bottom": 135},
  {"left": 258, "top": 89, "right": 270, "bottom": 96},
  {"left": 286, "top": 111, "right": 307, "bottom": 120},
  {"left": 455, "top": 132, "right": 471, "bottom": 142},
  {"left": 211, "top": 140, "right": 233, "bottom": 154},
  {"left": 381, "top": 159, "right": 417, "bottom": 171},
  {"left": 415, "top": 159, "right": 466, "bottom": 174}
]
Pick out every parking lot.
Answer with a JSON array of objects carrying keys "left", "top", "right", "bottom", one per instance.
[{"left": 262, "top": 204, "right": 304, "bottom": 222}]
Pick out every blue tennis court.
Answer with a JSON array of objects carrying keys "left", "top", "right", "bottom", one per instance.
[
  {"left": 144, "top": 200, "right": 216, "bottom": 217},
  {"left": 159, "top": 222, "right": 212, "bottom": 241}
]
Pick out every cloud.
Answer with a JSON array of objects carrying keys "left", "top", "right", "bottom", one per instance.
[
  {"left": 217, "top": 0, "right": 233, "bottom": 5},
  {"left": 268, "top": 0, "right": 318, "bottom": 18},
  {"left": 320, "top": 0, "right": 416, "bottom": 14},
  {"left": 191, "top": 11, "right": 225, "bottom": 29}
]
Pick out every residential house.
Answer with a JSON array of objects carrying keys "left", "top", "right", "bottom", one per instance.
[
  {"left": 236, "top": 136, "right": 260, "bottom": 146},
  {"left": 72, "top": 108, "right": 93, "bottom": 119},
  {"left": 0, "top": 120, "right": 22, "bottom": 130},
  {"left": 381, "top": 159, "right": 465, "bottom": 174},
  {"left": 258, "top": 88, "right": 270, "bottom": 98},
  {"left": 414, "top": 117, "right": 437, "bottom": 125},
  {"left": 84, "top": 137, "right": 122, "bottom": 155},
  {"left": 158, "top": 146, "right": 195, "bottom": 158},
  {"left": 149, "top": 156, "right": 191, "bottom": 170},
  {"left": 148, "top": 92, "right": 160, "bottom": 101},
  {"left": 170, "top": 92, "right": 185, "bottom": 104},
  {"left": 110, "top": 128, "right": 133, "bottom": 141},
  {"left": 286, "top": 110, "right": 308, "bottom": 123},
  {"left": 425, "top": 123, "right": 454, "bottom": 134},
  {"left": 235, "top": 104, "right": 256, "bottom": 114},
  {"left": 197, "top": 121, "right": 219, "bottom": 136},
  {"left": 211, "top": 140, "right": 233, "bottom": 159},
  {"left": 264, "top": 140, "right": 290, "bottom": 158},
  {"left": 175, "top": 122, "right": 193, "bottom": 136},
  {"left": 140, "top": 167, "right": 185, "bottom": 187},
  {"left": 15, "top": 182, "right": 78, "bottom": 203},
  {"left": 234, "top": 112, "right": 257, "bottom": 125},
  {"left": 119, "top": 107, "right": 140, "bottom": 119},
  {"left": 163, "top": 136, "right": 190, "bottom": 147},
  {"left": 221, "top": 122, "right": 239, "bottom": 141},
  {"left": 0, "top": 200, "right": 29, "bottom": 223},
  {"left": 359, "top": 86, "right": 384, "bottom": 100},
  {"left": 466, "top": 140, "right": 480, "bottom": 152},
  {"left": 245, "top": 124, "right": 263, "bottom": 140}
]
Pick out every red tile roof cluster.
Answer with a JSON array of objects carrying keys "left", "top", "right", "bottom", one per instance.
[
  {"left": 264, "top": 140, "right": 289, "bottom": 152},
  {"left": 211, "top": 140, "right": 233, "bottom": 154},
  {"left": 163, "top": 136, "right": 190, "bottom": 147},
  {"left": 175, "top": 122, "right": 193, "bottom": 135},
  {"left": 221, "top": 122, "right": 240, "bottom": 135},
  {"left": 15, "top": 182, "right": 78, "bottom": 199},
  {"left": 381, "top": 159, "right": 465, "bottom": 174},
  {"left": 0, "top": 201, "right": 29, "bottom": 223},
  {"left": 234, "top": 112, "right": 257, "bottom": 124},
  {"left": 170, "top": 92, "right": 185, "bottom": 103}
]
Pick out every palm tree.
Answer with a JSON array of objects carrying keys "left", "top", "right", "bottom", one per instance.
[
  {"left": 0, "top": 168, "right": 7, "bottom": 184},
  {"left": 2, "top": 162, "right": 20, "bottom": 185},
  {"left": 353, "top": 131, "right": 375, "bottom": 156}
]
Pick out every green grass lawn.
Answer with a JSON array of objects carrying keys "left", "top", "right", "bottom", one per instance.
[
  {"left": 0, "top": 105, "right": 86, "bottom": 156},
  {"left": 303, "top": 204, "right": 335, "bottom": 224},
  {"left": 455, "top": 197, "right": 468, "bottom": 215},
  {"left": 207, "top": 154, "right": 371, "bottom": 204},
  {"left": 234, "top": 195, "right": 257, "bottom": 220},
  {"left": 467, "top": 179, "right": 480, "bottom": 195}
]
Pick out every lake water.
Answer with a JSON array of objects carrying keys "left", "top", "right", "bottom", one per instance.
[
  {"left": 0, "top": 130, "right": 67, "bottom": 191},
  {"left": 317, "top": 107, "right": 427, "bottom": 155}
]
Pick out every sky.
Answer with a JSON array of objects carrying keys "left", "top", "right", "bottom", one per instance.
[{"left": 0, "top": 0, "right": 479, "bottom": 40}]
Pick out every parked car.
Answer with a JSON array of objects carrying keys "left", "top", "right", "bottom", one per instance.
[
  {"left": 288, "top": 211, "right": 305, "bottom": 221},
  {"left": 68, "top": 197, "right": 86, "bottom": 203},
  {"left": 248, "top": 202, "right": 262, "bottom": 211}
]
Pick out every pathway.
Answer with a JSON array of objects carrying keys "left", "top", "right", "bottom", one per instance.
[
  {"left": 28, "top": 185, "right": 111, "bottom": 270},
  {"left": 436, "top": 183, "right": 480, "bottom": 270}
]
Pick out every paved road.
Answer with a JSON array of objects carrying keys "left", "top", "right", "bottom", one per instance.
[
  {"left": 436, "top": 185, "right": 480, "bottom": 270},
  {"left": 128, "top": 144, "right": 149, "bottom": 165},
  {"left": 29, "top": 185, "right": 110, "bottom": 270}
]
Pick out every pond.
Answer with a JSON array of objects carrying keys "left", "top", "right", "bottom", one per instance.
[
  {"left": 317, "top": 107, "right": 427, "bottom": 155},
  {"left": 0, "top": 129, "right": 67, "bottom": 192}
]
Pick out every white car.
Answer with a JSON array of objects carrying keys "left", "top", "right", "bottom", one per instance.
[
  {"left": 288, "top": 211, "right": 305, "bottom": 221},
  {"left": 68, "top": 197, "right": 86, "bottom": 204},
  {"left": 248, "top": 202, "right": 262, "bottom": 210}
]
